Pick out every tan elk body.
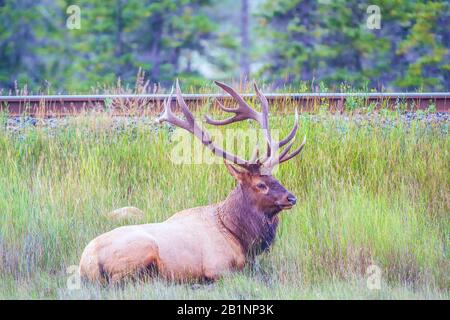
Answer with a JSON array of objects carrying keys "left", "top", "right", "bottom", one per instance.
[{"left": 79, "top": 81, "right": 305, "bottom": 284}]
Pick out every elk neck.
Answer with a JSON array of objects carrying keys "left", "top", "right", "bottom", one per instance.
[{"left": 216, "top": 184, "right": 279, "bottom": 257}]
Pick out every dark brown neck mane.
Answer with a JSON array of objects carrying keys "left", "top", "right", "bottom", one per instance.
[{"left": 217, "top": 184, "right": 279, "bottom": 257}]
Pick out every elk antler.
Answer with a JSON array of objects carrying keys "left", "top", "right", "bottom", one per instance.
[
  {"left": 206, "top": 81, "right": 306, "bottom": 173},
  {"left": 261, "top": 109, "right": 306, "bottom": 169},
  {"left": 157, "top": 80, "right": 254, "bottom": 169},
  {"left": 157, "top": 80, "right": 305, "bottom": 174}
]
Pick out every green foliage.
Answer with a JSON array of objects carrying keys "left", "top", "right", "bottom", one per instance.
[
  {"left": 258, "top": 0, "right": 449, "bottom": 91},
  {"left": 0, "top": 0, "right": 47, "bottom": 90},
  {"left": 0, "top": 1, "right": 448, "bottom": 92},
  {"left": 0, "top": 0, "right": 217, "bottom": 92},
  {"left": 0, "top": 113, "right": 448, "bottom": 299},
  {"left": 395, "top": 1, "right": 449, "bottom": 90}
]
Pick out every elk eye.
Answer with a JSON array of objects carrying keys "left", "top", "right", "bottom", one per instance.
[{"left": 256, "top": 182, "right": 268, "bottom": 191}]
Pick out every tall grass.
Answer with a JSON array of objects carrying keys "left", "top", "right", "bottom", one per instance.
[{"left": 0, "top": 112, "right": 448, "bottom": 299}]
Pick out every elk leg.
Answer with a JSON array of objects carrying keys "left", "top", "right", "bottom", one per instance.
[{"left": 103, "top": 238, "right": 161, "bottom": 284}]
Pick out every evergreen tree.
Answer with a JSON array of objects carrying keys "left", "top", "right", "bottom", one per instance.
[
  {"left": 0, "top": 0, "right": 45, "bottom": 91},
  {"left": 257, "top": 0, "right": 449, "bottom": 90},
  {"left": 0, "top": 0, "right": 447, "bottom": 91}
]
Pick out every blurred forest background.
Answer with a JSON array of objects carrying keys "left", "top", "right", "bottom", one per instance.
[{"left": 0, "top": 0, "right": 449, "bottom": 93}]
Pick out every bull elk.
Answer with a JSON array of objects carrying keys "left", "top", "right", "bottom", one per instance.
[{"left": 79, "top": 80, "right": 306, "bottom": 284}]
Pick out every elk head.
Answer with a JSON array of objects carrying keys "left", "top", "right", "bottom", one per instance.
[{"left": 157, "top": 80, "right": 305, "bottom": 216}]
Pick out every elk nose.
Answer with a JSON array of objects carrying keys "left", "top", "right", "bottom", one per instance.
[{"left": 287, "top": 195, "right": 297, "bottom": 205}]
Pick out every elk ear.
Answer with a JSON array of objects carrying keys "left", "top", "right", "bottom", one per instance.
[{"left": 224, "top": 161, "right": 246, "bottom": 181}]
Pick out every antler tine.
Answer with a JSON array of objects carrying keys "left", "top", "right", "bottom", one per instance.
[
  {"left": 175, "top": 79, "right": 196, "bottom": 127},
  {"left": 253, "top": 81, "right": 270, "bottom": 139},
  {"left": 253, "top": 81, "right": 273, "bottom": 158},
  {"left": 207, "top": 81, "right": 275, "bottom": 158},
  {"left": 205, "top": 81, "right": 262, "bottom": 126},
  {"left": 267, "top": 109, "right": 299, "bottom": 155},
  {"left": 157, "top": 86, "right": 190, "bottom": 132},
  {"left": 249, "top": 144, "right": 260, "bottom": 164},
  {"left": 156, "top": 86, "right": 173, "bottom": 123},
  {"left": 277, "top": 139, "right": 295, "bottom": 162},
  {"left": 279, "top": 109, "right": 299, "bottom": 147},
  {"left": 279, "top": 135, "right": 306, "bottom": 164},
  {"left": 216, "top": 99, "right": 239, "bottom": 113},
  {"left": 261, "top": 110, "right": 305, "bottom": 170}
]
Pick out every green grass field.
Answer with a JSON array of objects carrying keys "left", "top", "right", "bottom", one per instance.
[{"left": 0, "top": 111, "right": 448, "bottom": 299}]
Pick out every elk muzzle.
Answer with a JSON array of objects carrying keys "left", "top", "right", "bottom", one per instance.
[
  {"left": 276, "top": 193, "right": 297, "bottom": 210},
  {"left": 287, "top": 195, "right": 297, "bottom": 205}
]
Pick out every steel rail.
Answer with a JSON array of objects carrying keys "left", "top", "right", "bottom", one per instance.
[{"left": 0, "top": 92, "right": 448, "bottom": 116}]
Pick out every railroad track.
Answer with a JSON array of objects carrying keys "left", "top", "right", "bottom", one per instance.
[{"left": 0, "top": 92, "right": 448, "bottom": 116}]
